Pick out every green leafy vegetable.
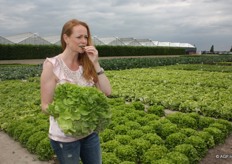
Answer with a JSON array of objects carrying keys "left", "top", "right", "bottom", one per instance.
[{"left": 47, "top": 83, "right": 111, "bottom": 137}]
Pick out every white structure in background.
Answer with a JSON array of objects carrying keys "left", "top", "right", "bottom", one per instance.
[
  {"left": 157, "top": 42, "right": 170, "bottom": 47},
  {"left": 5, "top": 32, "right": 51, "bottom": 45},
  {"left": 179, "top": 43, "right": 195, "bottom": 48},
  {"left": 43, "top": 35, "right": 61, "bottom": 45},
  {"left": 0, "top": 32, "right": 196, "bottom": 53},
  {"left": 95, "top": 37, "right": 125, "bottom": 46},
  {"left": 0, "top": 36, "right": 13, "bottom": 44},
  {"left": 170, "top": 42, "right": 180, "bottom": 47},
  {"left": 119, "top": 37, "right": 141, "bottom": 46},
  {"left": 152, "top": 41, "right": 159, "bottom": 46},
  {"left": 92, "top": 36, "right": 105, "bottom": 45},
  {"left": 135, "top": 39, "right": 155, "bottom": 46}
]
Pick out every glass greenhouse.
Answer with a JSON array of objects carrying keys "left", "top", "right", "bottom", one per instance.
[
  {"left": 0, "top": 32, "right": 196, "bottom": 53},
  {"left": 4, "top": 32, "right": 51, "bottom": 45}
]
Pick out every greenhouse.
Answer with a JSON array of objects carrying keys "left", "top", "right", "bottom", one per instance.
[
  {"left": 95, "top": 37, "right": 125, "bottom": 46},
  {"left": 0, "top": 32, "right": 196, "bottom": 53},
  {"left": 0, "top": 36, "right": 13, "bottom": 44},
  {"left": 157, "top": 42, "right": 171, "bottom": 47},
  {"left": 136, "top": 39, "right": 155, "bottom": 46},
  {"left": 4, "top": 32, "right": 51, "bottom": 45},
  {"left": 43, "top": 35, "right": 61, "bottom": 45},
  {"left": 119, "top": 37, "right": 141, "bottom": 46},
  {"left": 152, "top": 41, "right": 159, "bottom": 46},
  {"left": 92, "top": 36, "right": 105, "bottom": 45}
]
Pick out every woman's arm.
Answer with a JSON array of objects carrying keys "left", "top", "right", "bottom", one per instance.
[
  {"left": 84, "top": 46, "right": 112, "bottom": 96},
  {"left": 94, "top": 62, "right": 111, "bottom": 96},
  {"left": 40, "top": 61, "right": 57, "bottom": 113}
]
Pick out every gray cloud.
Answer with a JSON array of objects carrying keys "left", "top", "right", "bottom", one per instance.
[{"left": 0, "top": 0, "right": 231, "bottom": 51}]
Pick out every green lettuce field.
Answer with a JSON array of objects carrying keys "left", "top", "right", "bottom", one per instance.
[{"left": 0, "top": 62, "right": 232, "bottom": 164}]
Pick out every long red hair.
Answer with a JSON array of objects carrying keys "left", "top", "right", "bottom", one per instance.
[{"left": 60, "top": 19, "right": 98, "bottom": 83}]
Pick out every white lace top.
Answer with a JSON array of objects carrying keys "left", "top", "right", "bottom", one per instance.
[{"left": 44, "top": 56, "right": 95, "bottom": 142}]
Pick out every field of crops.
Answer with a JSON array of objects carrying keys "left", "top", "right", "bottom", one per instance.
[{"left": 0, "top": 62, "right": 232, "bottom": 164}]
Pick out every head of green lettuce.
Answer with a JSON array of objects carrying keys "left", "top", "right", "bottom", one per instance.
[{"left": 47, "top": 83, "right": 111, "bottom": 138}]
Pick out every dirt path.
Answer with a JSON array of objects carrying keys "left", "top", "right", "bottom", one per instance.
[
  {"left": 0, "top": 59, "right": 45, "bottom": 65},
  {"left": 0, "top": 131, "right": 55, "bottom": 164},
  {"left": 199, "top": 134, "right": 232, "bottom": 164}
]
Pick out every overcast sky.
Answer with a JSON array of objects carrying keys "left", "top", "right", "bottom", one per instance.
[{"left": 0, "top": 0, "right": 231, "bottom": 51}]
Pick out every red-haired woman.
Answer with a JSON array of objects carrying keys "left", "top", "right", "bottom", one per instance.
[{"left": 40, "top": 19, "right": 111, "bottom": 164}]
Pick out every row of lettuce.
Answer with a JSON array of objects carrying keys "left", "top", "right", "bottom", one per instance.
[
  {"left": 1, "top": 55, "right": 232, "bottom": 81},
  {"left": 0, "top": 78, "right": 231, "bottom": 163},
  {"left": 0, "top": 62, "right": 232, "bottom": 163}
]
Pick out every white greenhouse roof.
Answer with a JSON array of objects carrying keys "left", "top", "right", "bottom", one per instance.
[
  {"left": 0, "top": 36, "right": 14, "bottom": 44},
  {"left": 152, "top": 41, "right": 159, "bottom": 46},
  {"left": 97, "top": 37, "right": 116, "bottom": 44},
  {"left": 136, "top": 39, "right": 154, "bottom": 46},
  {"left": 128, "top": 41, "right": 142, "bottom": 46},
  {"left": 157, "top": 42, "right": 170, "bottom": 47},
  {"left": 6, "top": 32, "right": 37, "bottom": 43},
  {"left": 170, "top": 42, "right": 180, "bottom": 47},
  {"left": 119, "top": 37, "right": 136, "bottom": 45},
  {"left": 97, "top": 37, "right": 125, "bottom": 46},
  {"left": 43, "top": 35, "right": 61, "bottom": 45},
  {"left": 5, "top": 32, "right": 51, "bottom": 45},
  {"left": 179, "top": 43, "right": 195, "bottom": 48},
  {"left": 92, "top": 36, "right": 105, "bottom": 45},
  {"left": 0, "top": 32, "right": 196, "bottom": 49}
]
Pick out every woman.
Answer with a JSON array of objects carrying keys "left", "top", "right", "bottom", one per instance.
[{"left": 40, "top": 19, "right": 111, "bottom": 164}]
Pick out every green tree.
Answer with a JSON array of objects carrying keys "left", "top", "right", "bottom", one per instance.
[
  {"left": 230, "top": 46, "right": 232, "bottom": 52},
  {"left": 210, "top": 45, "right": 214, "bottom": 53}
]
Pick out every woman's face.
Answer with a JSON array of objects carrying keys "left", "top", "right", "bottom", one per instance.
[{"left": 65, "top": 25, "right": 88, "bottom": 53}]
